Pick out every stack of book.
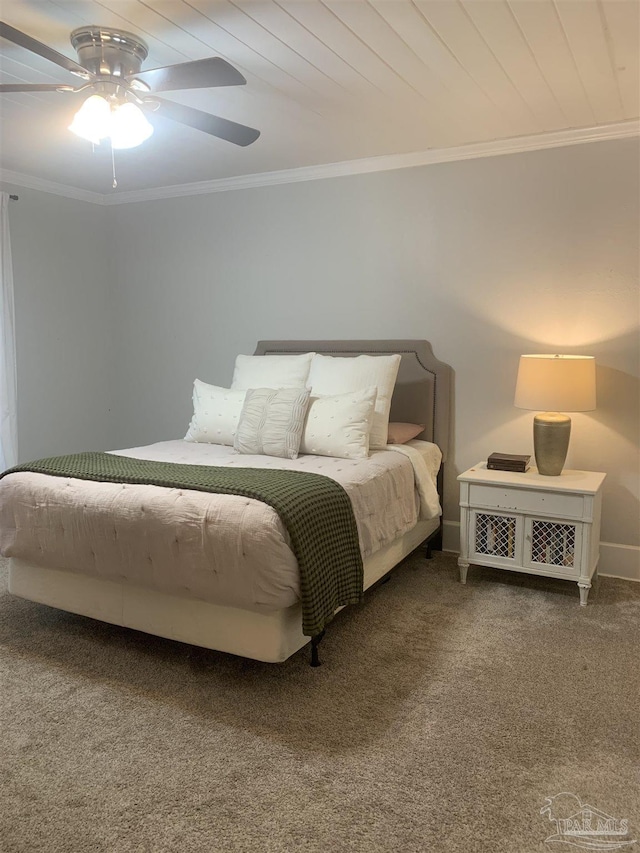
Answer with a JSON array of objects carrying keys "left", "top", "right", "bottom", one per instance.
[{"left": 487, "top": 452, "right": 531, "bottom": 473}]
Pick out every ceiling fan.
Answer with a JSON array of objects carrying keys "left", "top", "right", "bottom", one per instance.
[{"left": 0, "top": 21, "right": 260, "bottom": 149}]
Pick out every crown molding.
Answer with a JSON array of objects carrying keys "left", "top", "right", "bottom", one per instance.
[
  {"left": 0, "top": 168, "right": 104, "bottom": 204},
  {"left": 94, "top": 119, "right": 640, "bottom": 205},
  {"left": 2, "top": 120, "right": 638, "bottom": 206}
]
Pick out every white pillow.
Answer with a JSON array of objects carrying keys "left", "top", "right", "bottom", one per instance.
[
  {"left": 307, "top": 353, "right": 401, "bottom": 449},
  {"left": 184, "top": 380, "right": 246, "bottom": 446},
  {"left": 231, "top": 353, "right": 314, "bottom": 390},
  {"left": 300, "top": 387, "right": 377, "bottom": 460},
  {"left": 234, "top": 387, "right": 311, "bottom": 459}
]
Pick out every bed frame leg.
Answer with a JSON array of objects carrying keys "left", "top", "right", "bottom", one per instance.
[{"left": 310, "top": 630, "right": 325, "bottom": 667}]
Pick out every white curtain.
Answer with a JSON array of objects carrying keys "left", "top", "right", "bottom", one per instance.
[{"left": 0, "top": 192, "right": 18, "bottom": 469}]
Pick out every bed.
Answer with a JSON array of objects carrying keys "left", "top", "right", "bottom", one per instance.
[{"left": 0, "top": 340, "right": 451, "bottom": 664}]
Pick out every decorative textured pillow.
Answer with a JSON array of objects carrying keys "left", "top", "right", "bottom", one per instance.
[
  {"left": 184, "top": 380, "right": 246, "bottom": 446},
  {"left": 299, "top": 387, "right": 377, "bottom": 460},
  {"left": 387, "top": 423, "right": 425, "bottom": 444},
  {"left": 307, "top": 353, "right": 401, "bottom": 450},
  {"left": 234, "top": 387, "right": 311, "bottom": 459},
  {"left": 230, "top": 353, "right": 314, "bottom": 390}
]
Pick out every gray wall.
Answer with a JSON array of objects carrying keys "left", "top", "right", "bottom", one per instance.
[
  {"left": 4, "top": 137, "right": 639, "bottom": 575},
  {"left": 1, "top": 184, "right": 115, "bottom": 461}
]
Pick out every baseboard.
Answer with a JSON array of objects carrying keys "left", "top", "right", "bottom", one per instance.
[
  {"left": 439, "top": 521, "right": 639, "bottom": 583},
  {"left": 442, "top": 520, "right": 461, "bottom": 555},
  {"left": 598, "top": 542, "right": 640, "bottom": 582}
]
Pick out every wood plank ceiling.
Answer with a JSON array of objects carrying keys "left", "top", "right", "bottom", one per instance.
[{"left": 0, "top": 0, "right": 638, "bottom": 195}]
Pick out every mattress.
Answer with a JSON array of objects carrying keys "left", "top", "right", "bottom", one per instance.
[{"left": 0, "top": 440, "right": 441, "bottom": 614}]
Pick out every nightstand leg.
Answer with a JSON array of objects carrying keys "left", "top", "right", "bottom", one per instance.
[
  {"left": 458, "top": 559, "right": 469, "bottom": 584},
  {"left": 578, "top": 582, "right": 591, "bottom": 606}
]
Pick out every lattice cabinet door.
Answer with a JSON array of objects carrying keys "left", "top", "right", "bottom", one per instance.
[
  {"left": 470, "top": 509, "right": 522, "bottom": 567},
  {"left": 524, "top": 517, "right": 583, "bottom": 577}
]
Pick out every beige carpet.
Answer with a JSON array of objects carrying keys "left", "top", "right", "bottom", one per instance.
[{"left": 1, "top": 552, "right": 638, "bottom": 853}]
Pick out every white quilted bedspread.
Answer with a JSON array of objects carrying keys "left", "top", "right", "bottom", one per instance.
[{"left": 0, "top": 440, "right": 441, "bottom": 613}]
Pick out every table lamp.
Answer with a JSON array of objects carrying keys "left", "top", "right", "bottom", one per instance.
[{"left": 514, "top": 354, "right": 596, "bottom": 476}]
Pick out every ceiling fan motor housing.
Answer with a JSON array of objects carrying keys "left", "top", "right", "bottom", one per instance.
[{"left": 70, "top": 27, "right": 148, "bottom": 80}]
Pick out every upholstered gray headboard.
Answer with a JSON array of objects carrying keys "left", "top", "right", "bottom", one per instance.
[{"left": 254, "top": 340, "right": 452, "bottom": 462}]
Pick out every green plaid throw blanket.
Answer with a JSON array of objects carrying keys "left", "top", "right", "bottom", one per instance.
[{"left": 1, "top": 452, "right": 364, "bottom": 636}]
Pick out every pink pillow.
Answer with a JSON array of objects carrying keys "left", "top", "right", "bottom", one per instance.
[{"left": 387, "top": 423, "right": 425, "bottom": 444}]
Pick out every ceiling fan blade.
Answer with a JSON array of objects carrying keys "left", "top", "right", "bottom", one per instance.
[
  {"left": 128, "top": 57, "right": 246, "bottom": 93},
  {"left": 0, "top": 21, "right": 91, "bottom": 79},
  {"left": 0, "top": 83, "right": 75, "bottom": 92},
  {"left": 148, "top": 97, "right": 260, "bottom": 147}
]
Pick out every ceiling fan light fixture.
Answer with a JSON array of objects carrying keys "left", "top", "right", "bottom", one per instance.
[
  {"left": 69, "top": 95, "right": 153, "bottom": 149},
  {"left": 68, "top": 93, "right": 110, "bottom": 144},
  {"left": 109, "top": 102, "right": 153, "bottom": 149}
]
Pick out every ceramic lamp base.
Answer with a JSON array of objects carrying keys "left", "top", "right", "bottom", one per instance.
[{"left": 533, "top": 413, "right": 571, "bottom": 476}]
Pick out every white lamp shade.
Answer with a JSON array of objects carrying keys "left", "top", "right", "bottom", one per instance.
[
  {"left": 69, "top": 94, "right": 111, "bottom": 144},
  {"left": 110, "top": 102, "right": 153, "bottom": 149},
  {"left": 514, "top": 354, "right": 596, "bottom": 412}
]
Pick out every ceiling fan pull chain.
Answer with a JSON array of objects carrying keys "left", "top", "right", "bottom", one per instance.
[{"left": 111, "top": 141, "right": 118, "bottom": 189}]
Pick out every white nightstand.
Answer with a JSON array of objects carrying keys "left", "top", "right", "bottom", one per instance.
[{"left": 457, "top": 463, "right": 606, "bottom": 605}]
